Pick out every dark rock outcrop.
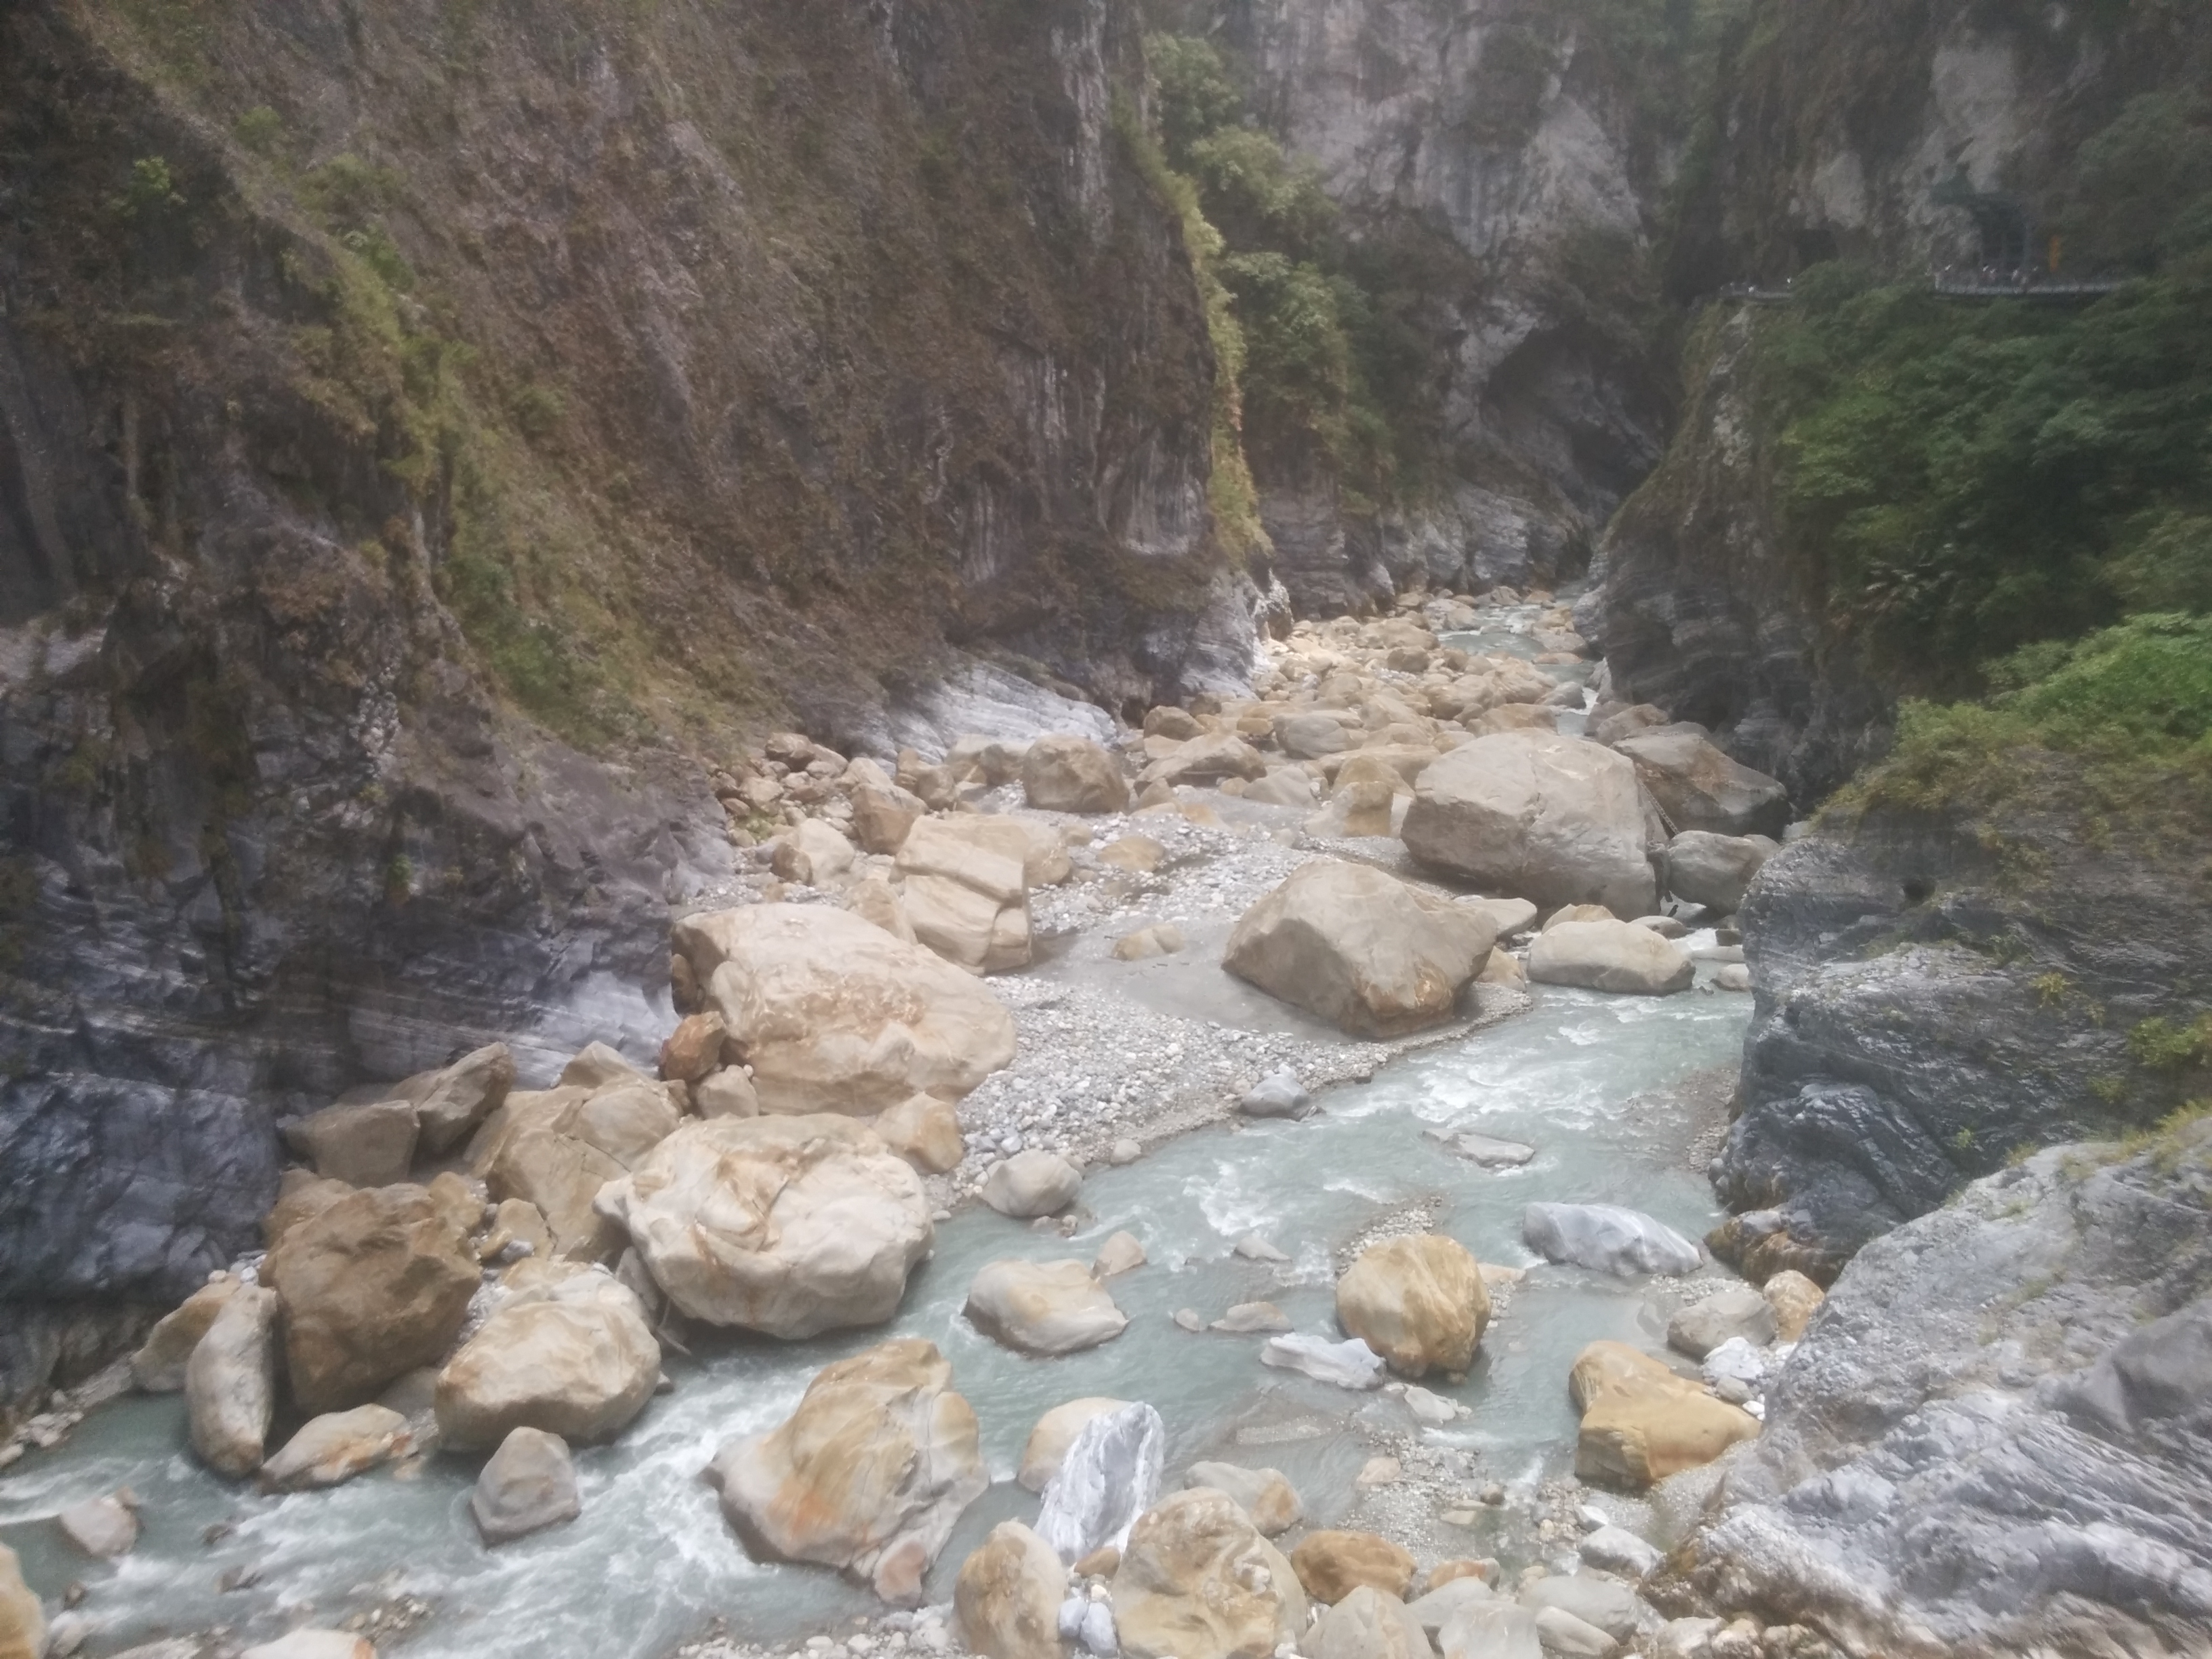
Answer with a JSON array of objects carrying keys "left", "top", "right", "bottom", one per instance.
[
  {"left": 1710, "top": 787, "right": 2212, "bottom": 1282},
  {"left": 1671, "top": 1126, "right": 2212, "bottom": 1658}
]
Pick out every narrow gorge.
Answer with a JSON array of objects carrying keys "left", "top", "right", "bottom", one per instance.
[{"left": 3, "top": 3, "right": 2209, "bottom": 1659}]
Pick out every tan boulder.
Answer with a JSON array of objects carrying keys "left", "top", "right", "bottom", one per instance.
[
  {"left": 965, "top": 1259, "right": 1128, "bottom": 1355},
  {"left": 659, "top": 1012, "right": 728, "bottom": 1083},
  {"left": 597, "top": 1114, "right": 933, "bottom": 1338},
  {"left": 695, "top": 1067, "right": 763, "bottom": 1118},
  {"left": 263, "top": 1172, "right": 353, "bottom": 1250},
  {"left": 956, "top": 1522, "right": 1069, "bottom": 1659},
  {"left": 478, "top": 1196, "right": 554, "bottom": 1263},
  {"left": 434, "top": 1269, "right": 659, "bottom": 1450},
  {"left": 281, "top": 1098, "right": 419, "bottom": 1189},
  {"left": 1761, "top": 1269, "right": 1826, "bottom": 1342},
  {"left": 1181, "top": 1463, "right": 1302, "bottom": 1536},
  {"left": 1244, "top": 769, "right": 1317, "bottom": 808},
  {"left": 1570, "top": 1339, "right": 1759, "bottom": 1489},
  {"left": 1136, "top": 732, "right": 1269, "bottom": 790},
  {"left": 1223, "top": 861, "right": 1496, "bottom": 1038},
  {"left": 1315, "top": 1584, "right": 1433, "bottom": 1659},
  {"left": 897, "top": 816, "right": 1033, "bottom": 975},
  {"left": 487, "top": 1128, "right": 627, "bottom": 1263},
  {"left": 471, "top": 1424, "right": 581, "bottom": 1544},
  {"left": 1019, "top": 1397, "right": 1130, "bottom": 1492},
  {"left": 1023, "top": 735, "right": 1130, "bottom": 814},
  {"left": 0, "top": 1546, "right": 41, "bottom": 1659},
  {"left": 1093, "top": 1231, "right": 1147, "bottom": 1277},
  {"left": 1402, "top": 731, "right": 1656, "bottom": 917},
  {"left": 132, "top": 1275, "right": 241, "bottom": 1391},
  {"left": 851, "top": 783, "right": 927, "bottom": 855},
  {"left": 258, "top": 1404, "right": 412, "bottom": 1492},
  {"left": 874, "top": 1092, "right": 965, "bottom": 1174},
  {"left": 427, "top": 1170, "right": 487, "bottom": 1237},
  {"left": 187, "top": 1283, "right": 279, "bottom": 1477},
  {"left": 675, "top": 904, "right": 1016, "bottom": 1113},
  {"left": 1291, "top": 1530, "right": 1417, "bottom": 1603},
  {"left": 1099, "top": 835, "right": 1166, "bottom": 874},
  {"left": 1460, "top": 896, "right": 1538, "bottom": 935},
  {"left": 1115, "top": 1488, "right": 1307, "bottom": 1659},
  {"left": 1335, "top": 1234, "right": 1491, "bottom": 1378},
  {"left": 264, "top": 1185, "right": 480, "bottom": 1412},
  {"left": 846, "top": 874, "right": 918, "bottom": 944},
  {"left": 1476, "top": 947, "right": 1527, "bottom": 987},
  {"left": 363, "top": 1042, "right": 514, "bottom": 1155},
  {"left": 705, "top": 1338, "right": 987, "bottom": 1603},
  {"left": 772, "top": 817, "right": 859, "bottom": 886},
  {"left": 1543, "top": 903, "right": 1617, "bottom": 929},
  {"left": 560, "top": 1041, "right": 649, "bottom": 1090},
  {"left": 1145, "top": 706, "right": 1204, "bottom": 740},
  {"left": 1113, "top": 923, "right": 1186, "bottom": 961},
  {"left": 1528, "top": 920, "right": 1694, "bottom": 996}
]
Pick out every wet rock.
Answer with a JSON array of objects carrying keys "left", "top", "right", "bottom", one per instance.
[
  {"left": 1092, "top": 1232, "right": 1146, "bottom": 1278},
  {"left": 1335, "top": 1233, "right": 1491, "bottom": 1378},
  {"left": 1238, "top": 1069, "right": 1312, "bottom": 1120},
  {"left": 1291, "top": 1529, "right": 1416, "bottom": 1602},
  {"left": 1261, "top": 1333, "right": 1387, "bottom": 1389},
  {"left": 1224, "top": 861, "right": 1496, "bottom": 1038},
  {"left": 1571, "top": 1341, "right": 1759, "bottom": 1490},
  {"left": 957, "top": 1521, "right": 1069, "bottom": 1659},
  {"left": 265, "top": 1185, "right": 480, "bottom": 1412},
  {"left": 981, "top": 1150, "right": 1082, "bottom": 1218},
  {"left": 1023, "top": 736, "right": 1130, "bottom": 815},
  {"left": 1233, "top": 1233, "right": 1288, "bottom": 1263},
  {"left": 1614, "top": 728, "right": 1788, "bottom": 839},
  {"left": 1523, "top": 1204, "right": 1702, "bottom": 1277},
  {"left": 1020, "top": 1398, "right": 1130, "bottom": 1494},
  {"left": 1759, "top": 1271, "right": 1824, "bottom": 1343},
  {"left": 1182, "top": 1463, "right": 1302, "bottom": 1536},
  {"left": 1666, "top": 1286, "right": 1776, "bottom": 1360},
  {"left": 1437, "top": 1132, "right": 1535, "bottom": 1168},
  {"left": 598, "top": 1115, "right": 932, "bottom": 1338},
  {"left": 57, "top": 1492, "right": 138, "bottom": 1557},
  {"left": 131, "top": 1276, "right": 241, "bottom": 1391},
  {"left": 1404, "top": 1385, "right": 1460, "bottom": 1424},
  {"left": 705, "top": 1338, "right": 985, "bottom": 1605},
  {"left": 1315, "top": 1584, "right": 1433, "bottom": 1659},
  {"left": 471, "top": 1425, "right": 581, "bottom": 1545},
  {"left": 1662, "top": 833, "right": 1779, "bottom": 914},
  {"left": 1113, "top": 1488, "right": 1307, "bottom": 1659},
  {"left": 280, "top": 1099, "right": 420, "bottom": 1189},
  {"left": 674, "top": 905, "right": 1015, "bottom": 1113},
  {"left": 186, "top": 1284, "right": 278, "bottom": 1477},
  {"left": 1402, "top": 733, "right": 1656, "bottom": 918},
  {"left": 1711, "top": 964, "right": 1752, "bottom": 991},
  {"left": 1528, "top": 921, "right": 1694, "bottom": 996},
  {"left": 965, "top": 1260, "right": 1127, "bottom": 1355},
  {"left": 258, "top": 1404, "right": 411, "bottom": 1491},
  {"left": 1036, "top": 1402, "right": 1164, "bottom": 1562},
  {"left": 434, "top": 1269, "right": 659, "bottom": 1450},
  {"left": 1211, "top": 1302, "right": 1292, "bottom": 1334}
]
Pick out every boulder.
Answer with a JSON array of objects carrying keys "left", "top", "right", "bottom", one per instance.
[
  {"left": 559, "top": 1042, "right": 649, "bottom": 1090},
  {"left": 282, "top": 1097, "right": 422, "bottom": 1188},
  {"left": 187, "top": 1283, "right": 279, "bottom": 1477},
  {"left": 391, "top": 1042, "right": 515, "bottom": 1154},
  {"left": 1137, "top": 733, "right": 1268, "bottom": 790},
  {"left": 1662, "top": 832, "right": 1780, "bottom": 913},
  {"left": 56, "top": 1492, "right": 138, "bottom": 1557},
  {"left": 1212, "top": 1301, "right": 1292, "bottom": 1334},
  {"left": 1260, "top": 1333, "right": 1387, "bottom": 1389},
  {"left": 1275, "top": 713, "right": 1354, "bottom": 758},
  {"left": 133, "top": 1275, "right": 242, "bottom": 1391},
  {"left": 1759, "top": 1269, "right": 1825, "bottom": 1342},
  {"left": 1665, "top": 1286, "right": 1776, "bottom": 1360},
  {"left": 897, "top": 816, "right": 1033, "bottom": 975},
  {"left": 487, "top": 1128, "right": 627, "bottom": 1263},
  {"left": 1315, "top": 1585, "right": 1433, "bottom": 1659},
  {"left": 1037, "top": 1401, "right": 1166, "bottom": 1563},
  {"left": 958, "top": 1523, "right": 1070, "bottom": 1659},
  {"left": 1528, "top": 921, "right": 1694, "bottom": 996},
  {"left": 0, "top": 1547, "right": 37, "bottom": 1659},
  {"left": 981, "top": 1149, "right": 1082, "bottom": 1217},
  {"left": 598, "top": 1114, "right": 932, "bottom": 1338},
  {"left": 1437, "top": 1602, "right": 1540, "bottom": 1659},
  {"left": 1570, "top": 1340, "right": 1759, "bottom": 1489},
  {"left": 1523, "top": 1204, "right": 1702, "bottom": 1277},
  {"left": 1401, "top": 733, "right": 1656, "bottom": 918},
  {"left": 676, "top": 905, "right": 1016, "bottom": 1113},
  {"left": 239, "top": 1633, "right": 375, "bottom": 1659},
  {"left": 1238, "top": 1069, "right": 1312, "bottom": 1119},
  {"left": 1244, "top": 769, "right": 1318, "bottom": 808},
  {"left": 434, "top": 1269, "right": 659, "bottom": 1450},
  {"left": 1529, "top": 1605, "right": 1616, "bottom": 1657},
  {"left": 1460, "top": 896, "right": 1538, "bottom": 936},
  {"left": 771, "top": 817, "right": 859, "bottom": 886},
  {"left": 477, "top": 1196, "right": 553, "bottom": 1265},
  {"left": 263, "top": 1172, "right": 354, "bottom": 1250},
  {"left": 1021, "top": 1397, "right": 1130, "bottom": 1494},
  {"left": 847, "top": 874, "right": 920, "bottom": 944},
  {"left": 1024, "top": 736, "right": 1131, "bottom": 814},
  {"left": 851, "top": 783, "right": 927, "bottom": 855},
  {"left": 266, "top": 1185, "right": 480, "bottom": 1412},
  {"left": 1181, "top": 1463, "right": 1301, "bottom": 1536},
  {"left": 1144, "top": 706, "right": 1204, "bottom": 741},
  {"left": 965, "top": 1260, "right": 1127, "bottom": 1355},
  {"left": 1408, "top": 1577, "right": 1498, "bottom": 1635},
  {"left": 1577, "top": 1524, "right": 1662, "bottom": 1579},
  {"left": 428, "top": 1169, "right": 487, "bottom": 1237},
  {"left": 874, "top": 1092, "right": 964, "bottom": 1174},
  {"left": 471, "top": 1425, "right": 581, "bottom": 1544},
  {"left": 1223, "top": 861, "right": 1496, "bottom": 1038},
  {"left": 1098, "top": 835, "right": 1166, "bottom": 873},
  {"left": 258, "top": 1404, "right": 411, "bottom": 1491},
  {"left": 1519, "top": 1575, "right": 1646, "bottom": 1642},
  {"left": 1464, "top": 703, "right": 1556, "bottom": 737},
  {"left": 1335, "top": 1234, "right": 1490, "bottom": 1378},
  {"left": 705, "top": 1338, "right": 987, "bottom": 1603},
  {"left": 1613, "top": 727, "right": 1788, "bottom": 838},
  {"left": 1543, "top": 903, "right": 1618, "bottom": 930},
  {"left": 1113, "top": 1488, "right": 1307, "bottom": 1659},
  {"left": 1290, "top": 1530, "right": 1417, "bottom": 1603},
  {"left": 1112, "top": 923, "right": 1186, "bottom": 960},
  {"left": 658, "top": 1012, "right": 728, "bottom": 1084},
  {"left": 695, "top": 1067, "right": 762, "bottom": 1118},
  {"left": 1094, "top": 1231, "right": 1147, "bottom": 1277}
]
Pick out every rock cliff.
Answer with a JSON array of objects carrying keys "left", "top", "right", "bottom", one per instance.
[{"left": 0, "top": 0, "right": 1249, "bottom": 1378}]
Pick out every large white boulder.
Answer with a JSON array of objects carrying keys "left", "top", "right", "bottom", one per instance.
[
  {"left": 674, "top": 905, "right": 1016, "bottom": 1113},
  {"left": 1528, "top": 919, "right": 1694, "bottom": 995},
  {"left": 1223, "top": 861, "right": 1496, "bottom": 1038},
  {"left": 965, "top": 1259, "right": 1128, "bottom": 1355},
  {"left": 1401, "top": 732, "right": 1656, "bottom": 917},
  {"left": 897, "top": 817, "right": 1033, "bottom": 975},
  {"left": 705, "top": 1338, "right": 987, "bottom": 1604},
  {"left": 598, "top": 1115, "right": 932, "bottom": 1338}
]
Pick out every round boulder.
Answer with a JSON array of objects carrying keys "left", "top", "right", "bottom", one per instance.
[
  {"left": 957, "top": 1521, "right": 1069, "bottom": 1659},
  {"left": 1113, "top": 1488, "right": 1307, "bottom": 1659},
  {"left": 982, "top": 1149, "right": 1083, "bottom": 1218},
  {"left": 434, "top": 1269, "right": 660, "bottom": 1450},
  {"left": 966, "top": 1260, "right": 1128, "bottom": 1355},
  {"left": 1335, "top": 1234, "right": 1491, "bottom": 1378}
]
